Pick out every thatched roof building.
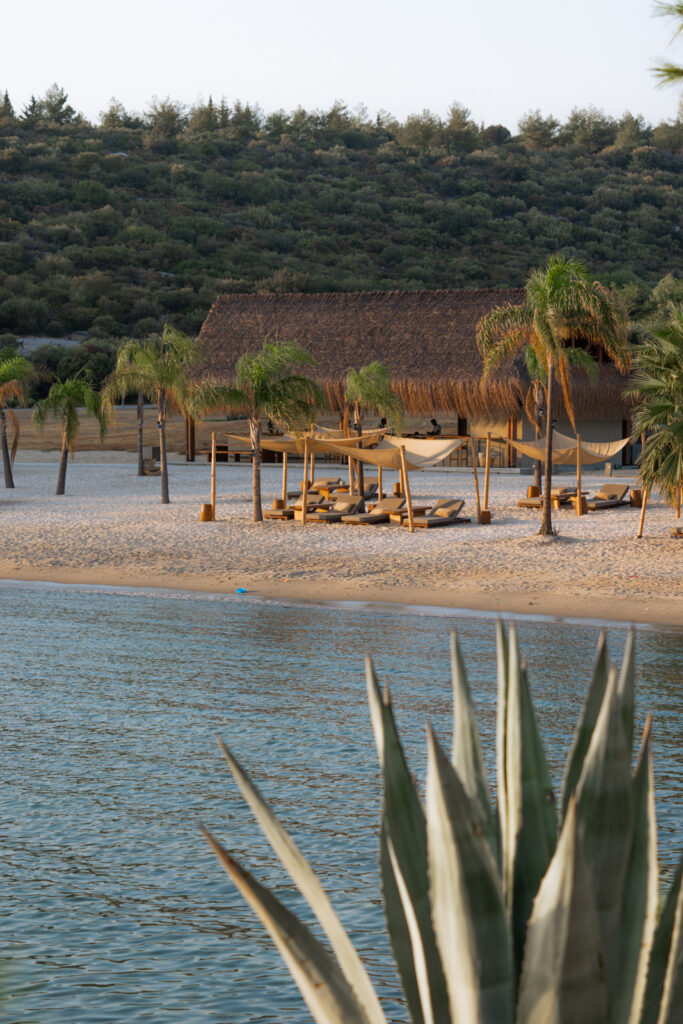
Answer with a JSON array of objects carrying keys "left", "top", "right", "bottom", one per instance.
[{"left": 197, "top": 289, "right": 628, "bottom": 421}]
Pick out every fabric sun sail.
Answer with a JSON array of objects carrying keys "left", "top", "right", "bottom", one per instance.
[
  {"left": 221, "top": 430, "right": 384, "bottom": 455},
  {"left": 318, "top": 434, "right": 466, "bottom": 471},
  {"left": 504, "top": 430, "right": 630, "bottom": 466}
]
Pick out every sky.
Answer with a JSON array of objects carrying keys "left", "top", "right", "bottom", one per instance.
[{"left": 4, "top": 0, "right": 682, "bottom": 129}]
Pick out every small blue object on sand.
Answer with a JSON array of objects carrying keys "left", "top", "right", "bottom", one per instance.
[{"left": 235, "top": 587, "right": 246, "bottom": 594}]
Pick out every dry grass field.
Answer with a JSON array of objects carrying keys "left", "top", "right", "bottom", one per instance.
[{"left": 11, "top": 409, "right": 232, "bottom": 453}]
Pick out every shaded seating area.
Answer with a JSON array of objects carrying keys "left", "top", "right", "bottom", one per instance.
[
  {"left": 263, "top": 494, "right": 327, "bottom": 520},
  {"left": 341, "top": 496, "right": 405, "bottom": 525},
  {"left": 583, "top": 483, "right": 630, "bottom": 511},
  {"left": 306, "top": 498, "right": 363, "bottom": 522},
  {"left": 403, "top": 499, "right": 469, "bottom": 528},
  {"left": 517, "top": 487, "right": 579, "bottom": 509}
]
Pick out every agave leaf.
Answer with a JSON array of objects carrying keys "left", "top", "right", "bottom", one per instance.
[
  {"left": 450, "top": 631, "right": 499, "bottom": 859},
  {"left": 576, "top": 664, "right": 634, "bottom": 1012},
  {"left": 426, "top": 728, "right": 513, "bottom": 1024},
  {"left": 561, "top": 630, "right": 610, "bottom": 817},
  {"left": 217, "top": 738, "right": 387, "bottom": 1024},
  {"left": 202, "top": 827, "right": 370, "bottom": 1024},
  {"left": 504, "top": 626, "right": 557, "bottom": 975},
  {"left": 640, "top": 853, "right": 683, "bottom": 1024},
  {"left": 617, "top": 629, "right": 636, "bottom": 758},
  {"left": 379, "top": 829, "right": 424, "bottom": 1023},
  {"left": 613, "top": 718, "right": 658, "bottom": 1024},
  {"left": 366, "top": 656, "right": 450, "bottom": 1024},
  {"left": 516, "top": 799, "right": 607, "bottom": 1024},
  {"left": 496, "top": 620, "right": 509, "bottom": 876}
]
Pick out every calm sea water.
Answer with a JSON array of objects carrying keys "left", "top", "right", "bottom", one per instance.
[{"left": 1, "top": 582, "right": 681, "bottom": 1024}]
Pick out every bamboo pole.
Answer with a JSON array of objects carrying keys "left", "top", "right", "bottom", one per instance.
[
  {"left": 400, "top": 446, "right": 414, "bottom": 533},
  {"left": 576, "top": 434, "right": 583, "bottom": 516},
  {"left": 281, "top": 451, "right": 288, "bottom": 505},
  {"left": 210, "top": 432, "right": 217, "bottom": 521},
  {"left": 637, "top": 489, "right": 648, "bottom": 538},
  {"left": 483, "top": 432, "right": 491, "bottom": 510},
  {"left": 470, "top": 438, "right": 482, "bottom": 524},
  {"left": 378, "top": 465, "right": 383, "bottom": 499},
  {"left": 302, "top": 437, "right": 309, "bottom": 525},
  {"left": 310, "top": 451, "right": 315, "bottom": 486}
]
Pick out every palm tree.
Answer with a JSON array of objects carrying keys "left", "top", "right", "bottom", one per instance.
[
  {"left": 0, "top": 355, "right": 33, "bottom": 488},
  {"left": 33, "top": 377, "right": 107, "bottom": 495},
  {"left": 344, "top": 361, "right": 402, "bottom": 495},
  {"left": 103, "top": 325, "right": 200, "bottom": 504},
  {"left": 652, "top": 2, "right": 683, "bottom": 86},
  {"left": 191, "top": 340, "right": 322, "bottom": 522},
  {"left": 477, "top": 255, "right": 629, "bottom": 535},
  {"left": 626, "top": 304, "right": 683, "bottom": 522}
]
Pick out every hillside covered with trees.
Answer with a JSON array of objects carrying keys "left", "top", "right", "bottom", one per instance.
[{"left": 0, "top": 85, "right": 681, "bottom": 349}]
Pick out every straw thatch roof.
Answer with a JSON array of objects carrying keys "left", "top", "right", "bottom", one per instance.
[{"left": 197, "top": 290, "right": 629, "bottom": 420}]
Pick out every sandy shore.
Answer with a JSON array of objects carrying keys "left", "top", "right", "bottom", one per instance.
[{"left": 1, "top": 458, "right": 681, "bottom": 627}]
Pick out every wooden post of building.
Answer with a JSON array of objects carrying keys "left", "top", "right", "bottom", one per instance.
[
  {"left": 637, "top": 489, "right": 649, "bottom": 538},
  {"left": 483, "top": 432, "right": 491, "bottom": 510},
  {"left": 302, "top": 437, "right": 310, "bottom": 525},
  {"left": 400, "top": 446, "right": 414, "bottom": 533},
  {"left": 471, "top": 437, "right": 482, "bottom": 523},
  {"left": 576, "top": 434, "right": 583, "bottom": 516},
  {"left": 185, "top": 416, "right": 196, "bottom": 462},
  {"left": 281, "top": 451, "right": 288, "bottom": 505},
  {"left": 210, "top": 432, "right": 217, "bottom": 521}
]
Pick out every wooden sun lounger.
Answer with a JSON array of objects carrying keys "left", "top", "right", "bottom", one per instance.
[
  {"left": 402, "top": 499, "right": 470, "bottom": 528},
  {"left": 584, "top": 483, "right": 630, "bottom": 511},
  {"left": 517, "top": 487, "right": 579, "bottom": 509},
  {"left": 341, "top": 497, "right": 405, "bottom": 525},
  {"left": 263, "top": 495, "right": 326, "bottom": 520},
  {"left": 306, "top": 498, "right": 363, "bottom": 522}
]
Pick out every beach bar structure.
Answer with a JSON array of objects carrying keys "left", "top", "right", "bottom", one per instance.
[{"left": 195, "top": 289, "right": 633, "bottom": 464}]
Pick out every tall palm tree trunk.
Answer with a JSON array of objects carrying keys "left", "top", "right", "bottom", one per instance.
[
  {"left": 251, "top": 416, "right": 263, "bottom": 522},
  {"left": 158, "top": 395, "right": 169, "bottom": 504},
  {"left": 1, "top": 409, "right": 14, "bottom": 488},
  {"left": 534, "top": 383, "right": 544, "bottom": 492},
  {"left": 539, "top": 364, "right": 554, "bottom": 536},
  {"left": 137, "top": 393, "right": 145, "bottom": 477},
  {"left": 56, "top": 436, "right": 69, "bottom": 495}
]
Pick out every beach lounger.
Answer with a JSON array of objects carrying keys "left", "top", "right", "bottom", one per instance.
[
  {"left": 517, "top": 487, "right": 577, "bottom": 509},
  {"left": 403, "top": 499, "right": 470, "bottom": 528},
  {"left": 306, "top": 498, "right": 363, "bottom": 522},
  {"left": 341, "top": 497, "right": 405, "bottom": 525},
  {"left": 263, "top": 494, "right": 326, "bottom": 520},
  {"left": 584, "top": 483, "right": 630, "bottom": 511}
]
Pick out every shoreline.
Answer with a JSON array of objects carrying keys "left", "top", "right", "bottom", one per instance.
[{"left": 1, "top": 565, "right": 679, "bottom": 629}]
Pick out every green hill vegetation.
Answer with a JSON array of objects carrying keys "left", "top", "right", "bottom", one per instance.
[{"left": 0, "top": 85, "right": 681, "bottom": 354}]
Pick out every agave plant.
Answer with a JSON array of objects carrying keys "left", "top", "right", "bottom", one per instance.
[{"left": 202, "top": 625, "right": 683, "bottom": 1024}]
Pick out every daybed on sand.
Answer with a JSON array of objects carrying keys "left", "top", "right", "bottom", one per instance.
[
  {"left": 517, "top": 487, "right": 578, "bottom": 509},
  {"left": 306, "top": 498, "right": 363, "bottom": 523},
  {"left": 584, "top": 483, "right": 630, "bottom": 511},
  {"left": 263, "top": 494, "right": 328, "bottom": 521},
  {"left": 341, "top": 497, "right": 405, "bottom": 525},
  {"left": 402, "top": 499, "right": 470, "bottom": 528}
]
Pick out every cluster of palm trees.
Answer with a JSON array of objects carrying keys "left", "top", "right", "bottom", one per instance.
[{"left": 1, "top": 254, "right": 681, "bottom": 535}]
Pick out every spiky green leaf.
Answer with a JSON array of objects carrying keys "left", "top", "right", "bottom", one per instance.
[
  {"left": 516, "top": 799, "right": 607, "bottom": 1024},
  {"left": 450, "top": 630, "right": 498, "bottom": 858},
  {"left": 503, "top": 626, "right": 557, "bottom": 975},
  {"left": 576, "top": 665, "right": 634, "bottom": 1012},
  {"left": 561, "top": 630, "right": 610, "bottom": 817},
  {"left": 365, "top": 656, "right": 450, "bottom": 1024},
  {"left": 426, "top": 728, "right": 513, "bottom": 1024},
  {"left": 613, "top": 718, "right": 658, "bottom": 1024},
  {"left": 217, "top": 739, "right": 386, "bottom": 1024},
  {"left": 202, "top": 827, "right": 370, "bottom": 1024},
  {"left": 640, "top": 854, "right": 683, "bottom": 1024}
]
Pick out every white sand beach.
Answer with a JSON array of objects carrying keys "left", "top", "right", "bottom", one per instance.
[{"left": 1, "top": 456, "right": 681, "bottom": 627}]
